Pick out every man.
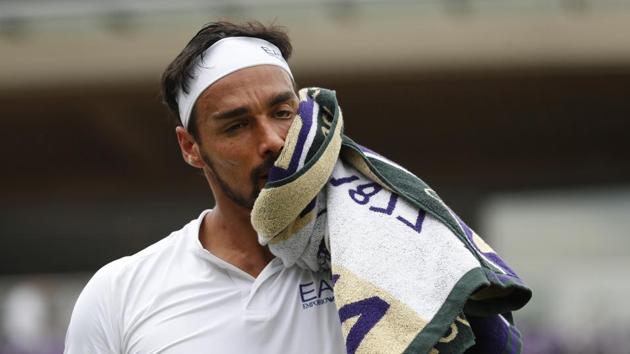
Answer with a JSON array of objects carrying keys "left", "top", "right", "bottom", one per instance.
[
  {"left": 64, "top": 21, "right": 346, "bottom": 353},
  {"left": 67, "top": 20, "right": 531, "bottom": 354}
]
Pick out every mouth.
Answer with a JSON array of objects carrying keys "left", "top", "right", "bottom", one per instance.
[
  {"left": 258, "top": 171, "right": 270, "bottom": 184},
  {"left": 252, "top": 156, "right": 276, "bottom": 187}
]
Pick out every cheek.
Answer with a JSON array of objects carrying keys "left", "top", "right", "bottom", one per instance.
[
  {"left": 278, "top": 119, "right": 295, "bottom": 139},
  {"left": 209, "top": 142, "right": 247, "bottom": 169}
]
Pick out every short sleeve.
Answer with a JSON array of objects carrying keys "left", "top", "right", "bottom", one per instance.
[{"left": 64, "top": 261, "right": 123, "bottom": 354}]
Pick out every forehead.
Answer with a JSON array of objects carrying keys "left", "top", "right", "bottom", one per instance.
[{"left": 195, "top": 65, "right": 295, "bottom": 112}]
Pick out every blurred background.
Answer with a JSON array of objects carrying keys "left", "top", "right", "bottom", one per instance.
[{"left": 1, "top": 0, "right": 629, "bottom": 353}]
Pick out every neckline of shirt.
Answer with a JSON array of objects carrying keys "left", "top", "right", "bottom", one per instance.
[{"left": 186, "top": 209, "right": 284, "bottom": 283}]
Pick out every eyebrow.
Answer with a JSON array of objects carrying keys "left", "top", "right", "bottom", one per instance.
[
  {"left": 214, "top": 90, "right": 297, "bottom": 120},
  {"left": 268, "top": 91, "right": 296, "bottom": 107},
  {"left": 215, "top": 106, "right": 249, "bottom": 120}
]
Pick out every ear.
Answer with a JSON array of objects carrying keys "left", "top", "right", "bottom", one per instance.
[{"left": 175, "top": 126, "right": 205, "bottom": 168}]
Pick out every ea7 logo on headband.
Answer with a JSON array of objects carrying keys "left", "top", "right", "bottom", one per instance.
[{"left": 261, "top": 46, "right": 282, "bottom": 58}]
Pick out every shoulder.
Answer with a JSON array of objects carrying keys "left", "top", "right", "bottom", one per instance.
[
  {"left": 96, "top": 210, "right": 207, "bottom": 286},
  {"left": 64, "top": 211, "right": 207, "bottom": 353},
  {"left": 77, "top": 210, "right": 204, "bottom": 297},
  {"left": 63, "top": 256, "right": 125, "bottom": 353},
  {"left": 64, "top": 238, "right": 177, "bottom": 354}
]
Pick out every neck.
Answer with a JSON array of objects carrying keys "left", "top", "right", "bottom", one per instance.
[{"left": 200, "top": 200, "right": 274, "bottom": 278}]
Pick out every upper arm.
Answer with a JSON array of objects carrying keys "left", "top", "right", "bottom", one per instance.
[{"left": 64, "top": 263, "right": 123, "bottom": 354}]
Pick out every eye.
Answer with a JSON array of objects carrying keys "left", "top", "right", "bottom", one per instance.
[
  {"left": 274, "top": 109, "right": 295, "bottom": 119},
  {"left": 225, "top": 121, "right": 247, "bottom": 134}
]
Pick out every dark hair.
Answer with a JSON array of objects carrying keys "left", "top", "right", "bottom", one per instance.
[{"left": 160, "top": 21, "right": 293, "bottom": 138}]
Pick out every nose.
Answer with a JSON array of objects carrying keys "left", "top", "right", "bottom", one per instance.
[{"left": 257, "top": 119, "right": 285, "bottom": 158}]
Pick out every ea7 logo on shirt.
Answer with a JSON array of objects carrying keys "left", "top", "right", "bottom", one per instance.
[{"left": 299, "top": 279, "right": 334, "bottom": 309}]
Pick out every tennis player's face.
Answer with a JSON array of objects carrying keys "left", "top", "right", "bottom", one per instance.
[{"left": 191, "top": 65, "right": 297, "bottom": 210}]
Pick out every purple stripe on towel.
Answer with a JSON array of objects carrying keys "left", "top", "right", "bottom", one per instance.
[
  {"left": 454, "top": 213, "right": 518, "bottom": 277},
  {"left": 468, "top": 314, "right": 516, "bottom": 354},
  {"left": 357, "top": 144, "right": 388, "bottom": 161},
  {"left": 268, "top": 164, "right": 291, "bottom": 182},
  {"left": 268, "top": 98, "right": 315, "bottom": 182},
  {"left": 287, "top": 99, "right": 315, "bottom": 173},
  {"left": 299, "top": 198, "right": 317, "bottom": 218},
  {"left": 357, "top": 144, "right": 377, "bottom": 155}
]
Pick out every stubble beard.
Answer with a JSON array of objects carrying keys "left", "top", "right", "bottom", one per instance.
[{"left": 200, "top": 151, "right": 276, "bottom": 211}]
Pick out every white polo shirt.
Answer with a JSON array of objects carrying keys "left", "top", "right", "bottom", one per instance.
[{"left": 64, "top": 210, "right": 345, "bottom": 354}]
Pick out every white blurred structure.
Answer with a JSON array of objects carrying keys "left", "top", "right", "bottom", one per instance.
[
  {"left": 481, "top": 187, "right": 630, "bottom": 353},
  {"left": 0, "top": 277, "right": 87, "bottom": 354},
  {"left": 1, "top": 0, "right": 630, "bottom": 88},
  {"left": 3, "top": 283, "right": 49, "bottom": 352}
]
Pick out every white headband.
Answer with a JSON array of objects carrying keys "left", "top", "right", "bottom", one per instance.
[{"left": 176, "top": 36, "right": 293, "bottom": 129}]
